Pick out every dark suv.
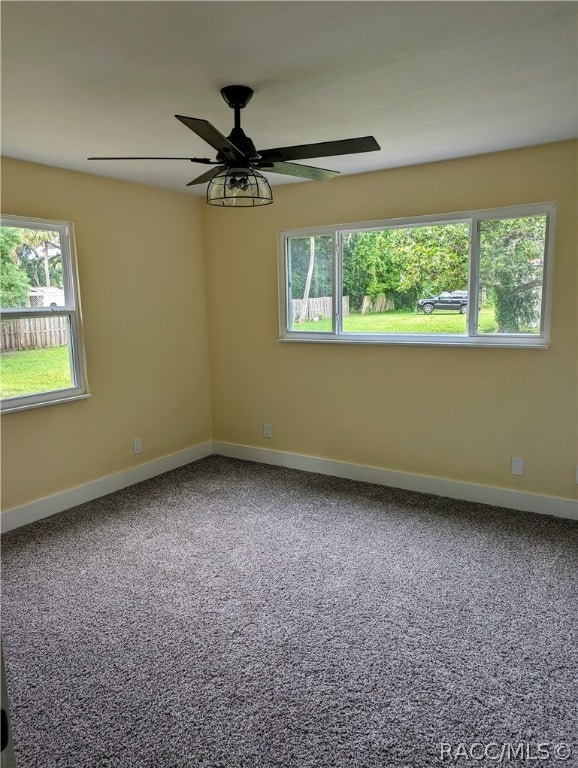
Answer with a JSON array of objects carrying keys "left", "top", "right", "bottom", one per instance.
[{"left": 417, "top": 291, "right": 468, "bottom": 314}]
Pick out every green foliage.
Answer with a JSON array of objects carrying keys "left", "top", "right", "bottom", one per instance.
[
  {"left": 0, "top": 227, "right": 31, "bottom": 307},
  {"left": 288, "top": 216, "right": 547, "bottom": 334},
  {"left": 15, "top": 229, "right": 63, "bottom": 288},
  {"left": 289, "top": 236, "right": 332, "bottom": 299},
  {"left": 342, "top": 231, "right": 395, "bottom": 308},
  {"left": 0, "top": 224, "right": 65, "bottom": 308},
  {"left": 342, "top": 224, "right": 469, "bottom": 311},
  {"left": 479, "top": 216, "right": 546, "bottom": 333}
]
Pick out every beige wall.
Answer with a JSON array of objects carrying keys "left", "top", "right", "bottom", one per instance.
[
  {"left": 203, "top": 141, "right": 577, "bottom": 501},
  {"left": 1, "top": 158, "right": 212, "bottom": 510},
  {"left": 1, "top": 142, "right": 576, "bottom": 513}
]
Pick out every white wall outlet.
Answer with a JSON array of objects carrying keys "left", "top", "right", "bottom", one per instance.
[
  {"left": 133, "top": 437, "right": 142, "bottom": 455},
  {"left": 263, "top": 423, "right": 272, "bottom": 439},
  {"left": 511, "top": 457, "right": 524, "bottom": 476},
  {"left": 575, "top": 466, "right": 578, "bottom": 485}
]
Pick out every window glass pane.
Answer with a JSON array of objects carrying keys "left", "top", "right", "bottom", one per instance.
[
  {"left": 341, "top": 223, "right": 469, "bottom": 334},
  {"left": 0, "top": 225, "right": 64, "bottom": 310},
  {"left": 0, "top": 316, "right": 74, "bottom": 398},
  {"left": 288, "top": 235, "right": 333, "bottom": 332},
  {"left": 477, "top": 215, "right": 546, "bottom": 335}
]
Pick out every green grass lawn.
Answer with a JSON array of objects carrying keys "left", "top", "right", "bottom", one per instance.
[
  {"left": 295, "top": 307, "right": 498, "bottom": 334},
  {"left": 0, "top": 345, "right": 72, "bottom": 398}
]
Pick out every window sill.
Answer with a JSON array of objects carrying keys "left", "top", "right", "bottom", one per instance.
[
  {"left": 279, "top": 335, "right": 550, "bottom": 349},
  {"left": 1, "top": 393, "right": 92, "bottom": 414}
]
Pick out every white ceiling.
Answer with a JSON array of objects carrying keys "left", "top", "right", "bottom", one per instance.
[{"left": 2, "top": 1, "right": 577, "bottom": 196}]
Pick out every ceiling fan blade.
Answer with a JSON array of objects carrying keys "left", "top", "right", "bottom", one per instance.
[
  {"left": 186, "top": 167, "right": 222, "bottom": 186},
  {"left": 87, "top": 156, "right": 215, "bottom": 163},
  {"left": 175, "top": 116, "right": 241, "bottom": 160},
  {"left": 263, "top": 161, "right": 340, "bottom": 181},
  {"left": 259, "top": 136, "right": 380, "bottom": 163}
]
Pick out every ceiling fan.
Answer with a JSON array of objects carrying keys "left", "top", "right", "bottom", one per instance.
[{"left": 88, "top": 85, "right": 381, "bottom": 206}]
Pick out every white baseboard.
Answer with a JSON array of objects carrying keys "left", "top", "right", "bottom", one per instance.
[
  {"left": 0, "top": 442, "right": 213, "bottom": 533},
  {"left": 3, "top": 440, "right": 576, "bottom": 532},
  {"left": 212, "top": 442, "right": 578, "bottom": 522}
]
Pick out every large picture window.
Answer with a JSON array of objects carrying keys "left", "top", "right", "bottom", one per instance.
[
  {"left": 279, "top": 203, "right": 555, "bottom": 347},
  {"left": 1, "top": 215, "right": 88, "bottom": 412}
]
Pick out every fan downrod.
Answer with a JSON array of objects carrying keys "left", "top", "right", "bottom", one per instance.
[{"left": 220, "top": 85, "right": 254, "bottom": 110}]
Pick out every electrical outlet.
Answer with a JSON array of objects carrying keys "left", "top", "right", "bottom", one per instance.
[
  {"left": 133, "top": 437, "right": 142, "bottom": 455},
  {"left": 511, "top": 457, "right": 524, "bottom": 476},
  {"left": 575, "top": 466, "right": 578, "bottom": 485},
  {"left": 263, "top": 423, "right": 272, "bottom": 439}
]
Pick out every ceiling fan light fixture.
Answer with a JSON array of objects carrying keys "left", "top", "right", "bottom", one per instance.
[{"left": 206, "top": 166, "right": 273, "bottom": 207}]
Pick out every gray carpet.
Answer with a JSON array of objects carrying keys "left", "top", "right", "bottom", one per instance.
[{"left": 1, "top": 456, "right": 577, "bottom": 768}]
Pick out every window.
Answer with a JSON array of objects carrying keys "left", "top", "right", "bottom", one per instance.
[
  {"left": 279, "top": 203, "right": 555, "bottom": 347},
  {"left": 1, "top": 215, "right": 88, "bottom": 412}
]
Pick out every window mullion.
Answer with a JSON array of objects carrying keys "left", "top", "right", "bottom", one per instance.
[
  {"left": 0, "top": 309, "right": 74, "bottom": 320},
  {"left": 334, "top": 231, "right": 341, "bottom": 336},
  {"left": 468, "top": 218, "right": 480, "bottom": 336}
]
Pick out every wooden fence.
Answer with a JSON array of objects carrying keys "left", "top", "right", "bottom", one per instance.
[
  {"left": 291, "top": 296, "right": 350, "bottom": 322},
  {"left": 1, "top": 317, "right": 68, "bottom": 352},
  {"left": 360, "top": 294, "right": 395, "bottom": 314}
]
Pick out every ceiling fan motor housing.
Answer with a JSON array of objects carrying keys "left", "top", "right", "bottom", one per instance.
[
  {"left": 220, "top": 85, "right": 254, "bottom": 110},
  {"left": 221, "top": 129, "right": 259, "bottom": 163}
]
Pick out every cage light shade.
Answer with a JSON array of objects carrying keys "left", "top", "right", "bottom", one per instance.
[{"left": 207, "top": 166, "right": 273, "bottom": 207}]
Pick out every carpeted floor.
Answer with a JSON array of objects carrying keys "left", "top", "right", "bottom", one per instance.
[{"left": 1, "top": 456, "right": 577, "bottom": 768}]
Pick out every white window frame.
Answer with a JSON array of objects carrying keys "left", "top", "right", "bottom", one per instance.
[
  {"left": 278, "top": 202, "right": 556, "bottom": 348},
  {"left": 1, "top": 215, "right": 89, "bottom": 413}
]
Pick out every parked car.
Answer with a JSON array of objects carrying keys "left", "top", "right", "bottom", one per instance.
[{"left": 417, "top": 291, "right": 468, "bottom": 314}]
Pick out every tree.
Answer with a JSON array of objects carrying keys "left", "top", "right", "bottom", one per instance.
[
  {"left": 289, "top": 236, "right": 332, "bottom": 300},
  {"left": 342, "top": 230, "right": 399, "bottom": 310},
  {"left": 342, "top": 223, "right": 469, "bottom": 311},
  {"left": 479, "top": 216, "right": 546, "bottom": 332},
  {"left": 0, "top": 227, "right": 30, "bottom": 307},
  {"left": 297, "top": 237, "right": 317, "bottom": 323},
  {"left": 15, "top": 229, "right": 63, "bottom": 288},
  {"left": 393, "top": 224, "right": 469, "bottom": 303}
]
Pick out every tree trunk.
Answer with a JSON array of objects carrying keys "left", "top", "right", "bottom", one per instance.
[
  {"left": 43, "top": 242, "right": 51, "bottom": 287},
  {"left": 298, "top": 237, "right": 315, "bottom": 323}
]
